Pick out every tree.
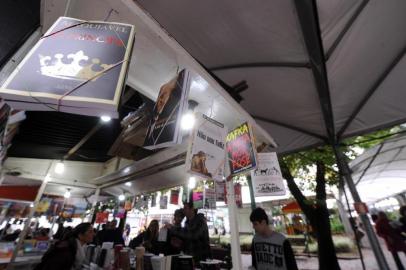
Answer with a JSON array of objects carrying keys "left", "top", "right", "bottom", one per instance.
[
  {"left": 281, "top": 146, "right": 341, "bottom": 270},
  {"left": 279, "top": 125, "right": 403, "bottom": 270}
]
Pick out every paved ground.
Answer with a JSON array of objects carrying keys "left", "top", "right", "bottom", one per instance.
[{"left": 242, "top": 246, "right": 406, "bottom": 269}]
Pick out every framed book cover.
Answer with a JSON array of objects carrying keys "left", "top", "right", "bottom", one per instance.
[
  {"left": 0, "top": 17, "right": 135, "bottom": 117},
  {"left": 143, "top": 69, "right": 191, "bottom": 149},
  {"left": 226, "top": 122, "right": 257, "bottom": 175},
  {"left": 185, "top": 113, "right": 227, "bottom": 181},
  {"left": 203, "top": 188, "right": 216, "bottom": 209},
  {"left": 160, "top": 195, "right": 168, "bottom": 209},
  {"left": 215, "top": 181, "right": 226, "bottom": 202},
  {"left": 251, "top": 152, "right": 286, "bottom": 196}
]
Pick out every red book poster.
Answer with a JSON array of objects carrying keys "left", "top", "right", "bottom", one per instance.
[
  {"left": 170, "top": 189, "right": 180, "bottom": 205},
  {"left": 224, "top": 183, "right": 243, "bottom": 208},
  {"left": 124, "top": 198, "right": 133, "bottom": 211},
  {"left": 0, "top": 17, "right": 135, "bottom": 117},
  {"left": 215, "top": 181, "right": 226, "bottom": 202},
  {"left": 96, "top": 211, "right": 109, "bottom": 224},
  {"left": 226, "top": 122, "right": 257, "bottom": 175}
]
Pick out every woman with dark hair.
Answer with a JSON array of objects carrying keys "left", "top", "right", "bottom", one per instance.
[
  {"left": 34, "top": 222, "right": 95, "bottom": 270},
  {"left": 129, "top": 220, "right": 160, "bottom": 254}
]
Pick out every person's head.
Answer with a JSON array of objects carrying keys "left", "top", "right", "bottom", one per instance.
[
  {"left": 371, "top": 214, "right": 378, "bottom": 223},
  {"left": 400, "top": 206, "right": 406, "bottom": 217},
  {"left": 155, "top": 79, "right": 176, "bottom": 115},
  {"left": 174, "top": 209, "right": 185, "bottom": 225},
  {"left": 183, "top": 201, "right": 196, "bottom": 220},
  {"left": 378, "top": 211, "right": 388, "bottom": 221},
  {"left": 250, "top": 208, "right": 270, "bottom": 235},
  {"left": 147, "top": 220, "right": 159, "bottom": 235},
  {"left": 110, "top": 220, "right": 117, "bottom": 229},
  {"left": 71, "top": 223, "right": 94, "bottom": 245}
]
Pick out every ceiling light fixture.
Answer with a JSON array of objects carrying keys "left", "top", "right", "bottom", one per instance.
[
  {"left": 100, "top": 115, "right": 111, "bottom": 122},
  {"left": 55, "top": 161, "right": 65, "bottom": 174},
  {"left": 64, "top": 189, "right": 71, "bottom": 199}
]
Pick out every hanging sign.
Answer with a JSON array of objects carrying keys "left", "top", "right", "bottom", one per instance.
[
  {"left": 192, "top": 187, "right": 204, "bottom": 209},
  {"left": 251, "top": 152, "right": 286, "bottom": 196},
  {"left": 170, "top": 189, "right": 180, "bottom": 205},
  {"left": 144, "top": 69, "right": 191, "bottom": 149},
  {"left": 204, "top": 188, "right": 216, "bottom": 209},
  {"left": 124, "top": 197, "right": 133, "bottom": 211},
  {"left": 96, "top": 211, "right": 109, "bottom": 224},
  {"left": 215, "top": 181, "right": 226, "bottom": 202},
  {"left": 224, "top": 183, "right": 243, "bottom": 208},
  {"left": 226, "top": 122, "right": 257, "bottom": 176},
  {"left": 0, "top": 17, "right": 135, "bottom": 117},
  {"left": 186, "top": 113, "right": 227, "bottom": 181},
  {"left": 159, "top": 196, "right": 168, "bottom": 209}
]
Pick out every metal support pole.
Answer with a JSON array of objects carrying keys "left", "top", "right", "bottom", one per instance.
[
  {"left": 90, "top": 188, "right": 101, "bottom": 223},
  {"left": 226, "top": 181, "right": 242, "bottom": 270},
  {"left": 7, "top": 174, "right": 50, "bottom": 269},
  {"left": 246, "top": 175, "right": 256, "bottom": 210},
  {"left": 333, "top": 146, "right": 389, "bottom": 270}
]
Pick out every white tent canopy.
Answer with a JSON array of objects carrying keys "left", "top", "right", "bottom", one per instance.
[
  {"left": 350, "top": 134, "right": 406, "bottom": 204},
  {"left": 134, "top": 0, "right": 406, "bottom": 153}
]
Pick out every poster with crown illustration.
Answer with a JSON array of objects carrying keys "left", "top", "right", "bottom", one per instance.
[
  {"left": 0, "top": 17, "right": 135, "bottom": 118},
  {"left": 185, "top": 113, "right": 227, "bottom": 182}
]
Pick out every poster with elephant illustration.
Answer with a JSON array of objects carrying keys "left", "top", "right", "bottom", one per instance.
[
  {"left": 251, "top": 152, "right": 286, "bottom": 196},
  {"left": 186, "top": 113, "right": 227, "bottom": 181}
]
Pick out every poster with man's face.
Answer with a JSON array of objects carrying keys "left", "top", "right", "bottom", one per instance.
[{"left": 143, "top": 69, "right": 190, "bottom": 149}]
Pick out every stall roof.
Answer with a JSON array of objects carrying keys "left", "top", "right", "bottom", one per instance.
[
  {"left": 134, "top": 0, "right": 406, "bottom": 153},
  {"left": 350, "top": 133, "right": 406, "bottom": 203}
]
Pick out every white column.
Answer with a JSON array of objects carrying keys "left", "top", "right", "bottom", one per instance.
[
  {"left": 7, "top": 174, "right": 50, "bottom": 269},
  {"left": 226, "top": 181, "right": 242, "bottom": 270}
]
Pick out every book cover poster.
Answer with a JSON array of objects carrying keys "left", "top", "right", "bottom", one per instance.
[
  {"left": 151, "top": 194, "right": 156, "bottom": 207},
  {"left": 96, "top": 212, "right": 109, "bottom": 224},
  {"left": 224, "top": 183, "right": 243, "bottom": 208},
  {"left": 251, "top": 152, "right": 286, "bottom": 197},
  {"left": 144, "top": 69, "right": 190, "bottom": 149},
  {"left": 186, "top": 113, "right": 227, "bottom": 181},
  {"left": 204, "top": 188, "right": 216, "bottom": 209},
  {"left": 226, "top": 122, "right": 257, "bottom": 175},
  {"left": 192, "top": 188, "right": 204, "bottom": 209},
  {"left": 215, "top": 181, "right": 226, "bottom": 202},
  {"left": 170, "top": 189, "right": 180, "bottom": 205},
  {"left": 160, "top": 196, "right": 168, "bottom": 209},
  {"left": 0, "top": 17, "right": 135, "bottom": 116}
]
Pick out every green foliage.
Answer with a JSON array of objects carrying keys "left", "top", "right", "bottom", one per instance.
[
  {"left": 330, "top": 216, "right": 345, "bottom": 234},
  {"left": 307, "top": 235, "right": 355, "bottom": 254}
]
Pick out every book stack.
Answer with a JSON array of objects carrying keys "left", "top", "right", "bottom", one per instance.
[{"left": 0, "top": 17, "right": 135, "bottom": 118}]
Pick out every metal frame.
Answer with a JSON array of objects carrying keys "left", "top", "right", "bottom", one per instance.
[{"left": 209, "top": 61, "right": 310, "bottom": 71}]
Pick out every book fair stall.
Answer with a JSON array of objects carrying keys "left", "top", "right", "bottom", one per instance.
[{"left": 0, "top": 1, "right": 286, "bottom": 269}]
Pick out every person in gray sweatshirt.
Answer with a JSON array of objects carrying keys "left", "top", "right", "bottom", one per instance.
[{"left": 250, "top": 207, "right": 298, "bottom": 270}]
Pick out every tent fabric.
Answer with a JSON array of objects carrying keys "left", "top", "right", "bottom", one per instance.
[
  {"left": 349, "top": 133, "right": 406, "bottom": 203},
  {"left": 135, "top": 0, "right": 406, "bottom": 153},
  {"left": 282, "top": 201, "right": 302, "bottom": 214}
]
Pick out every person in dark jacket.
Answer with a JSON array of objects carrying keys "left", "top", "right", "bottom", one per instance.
[
  {"left": 34, "top": 222, "right": 95, "bottom": 270},
  {"left": 168, "top": 201, "right": 211, "bottom": 266},
  {"left": 129, "top": 220, "right": 160, "bottom": 254},
  {"left": 165, "top": 208, "right": 185, "bottom": 255},
  {"left": 96, "top": 220, "right": 124, "bottom": 246},
  {"left": 399, "top": 206, "right": 406, "bottom": 234}
]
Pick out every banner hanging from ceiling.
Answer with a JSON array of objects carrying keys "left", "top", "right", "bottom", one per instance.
[
  {"left": 226, "top": 122, "right": 257, "bottom": 175},
  {"left": 143, "top": 69, "right": 191, "bottom": 150},
  {"left": 186, "top": 113, "right": 227, "bottom": 181},
  {"left": 0, "top": 17, "right": 135, "bottom": 118},
  {"left": 251, "top": 152, "right": 286, "bottom": 196}
]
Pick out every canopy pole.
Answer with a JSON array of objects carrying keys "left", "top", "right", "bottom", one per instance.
[
  {"left": 246, "top": 175, "right": 256, "bottom": 210},
  {"left": 7, "top": 172, "right": 50, "bottom": 269},
  {"left": 333, "top": 146, "right": 389, "bottom": 270},
  {"left": 90, "top": 187, "right": 101, "bottom": 223},
  {"left": 226, "top": 181, "right": 242, "bottom": 270}
]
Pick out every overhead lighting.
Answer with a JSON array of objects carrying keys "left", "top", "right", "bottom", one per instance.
[
  {"left": 190, "top": 77, "right": 208, "bottom": 92},
  {"left": 100, "top": 115, "right": 111, "bottom": 122},
  {"left": 188, "top": 176, "right": 196, "bottom": 189},
  {"left": 181, "top": 112, "right": 195, "bottom": 131},
  {"left": 118, "top": 194, "right": 125, "bottom": 201},
  {"left": 55, "top": 161, "right": 65, "bottom": 174},
  {"left": 64, "top": 189, "right": 71, "bottom": 199},
  {"left": 124, "top": 167, "right": 130, "bottom": 173},
  {"left": 29, "top": 203, "right": 34, "bottom": 208},
  {"left": 125, "top": 182, "right": 132, "bottom": 187}
]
